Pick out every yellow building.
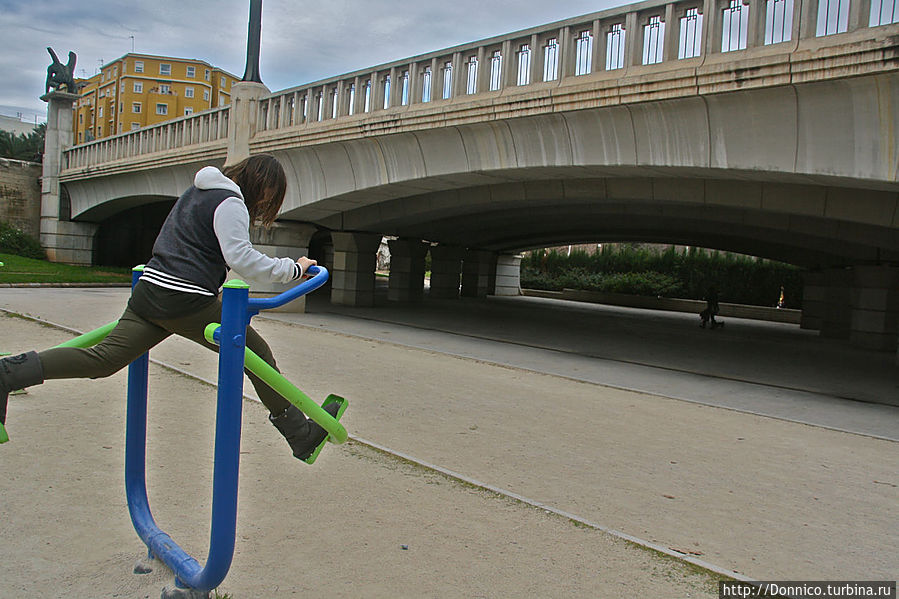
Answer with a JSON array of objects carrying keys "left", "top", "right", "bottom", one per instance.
[{"left": 73, "top": 53, "right": 239, "bottom": 144}]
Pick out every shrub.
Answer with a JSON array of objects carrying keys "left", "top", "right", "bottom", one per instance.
[
  {"left": 522, "top": 245, "right": 802, "bottom": 308},
  {"left": 0, "top": 221, "right": 45, "bottom": 259}
]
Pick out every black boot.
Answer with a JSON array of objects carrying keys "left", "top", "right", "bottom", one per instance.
[
  {"left": 269, "top": 402, "right": 340, "bottom": 460},
  {"left": 0, "top": 351, "right": 45, "bottom": 425}
]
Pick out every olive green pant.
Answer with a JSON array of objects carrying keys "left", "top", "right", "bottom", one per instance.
[{"left": 38, "top": 300, "right": 291, "bottom": 415}]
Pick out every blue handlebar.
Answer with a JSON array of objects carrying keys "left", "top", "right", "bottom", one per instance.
[{"left": 246, "top": 265, "right": 329, "bottom": 314}]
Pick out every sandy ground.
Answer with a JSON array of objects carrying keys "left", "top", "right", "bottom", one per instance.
[
  {"left": 1, "top": 315, "right": 718, "bottom": 598},
  {"left": 1, "top": 290, "right": 897, "bottom": 597}
]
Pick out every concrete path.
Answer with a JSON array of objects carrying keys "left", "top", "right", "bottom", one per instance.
[{"left": 0, "top": 287, "right": 897, "bottom": 598}]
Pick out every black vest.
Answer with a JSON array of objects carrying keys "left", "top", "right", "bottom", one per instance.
[{"left": 146, "top": 186, "right": 236, "bottom": 295}]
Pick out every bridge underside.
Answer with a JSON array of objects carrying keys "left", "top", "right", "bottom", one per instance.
[{"left": 281, "top": 171, "right": 899, "bottom": 269}]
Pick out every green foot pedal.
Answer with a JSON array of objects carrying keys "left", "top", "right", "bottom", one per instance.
[{"left": 302, "top": 394, "right": 348, "bottom": 465}]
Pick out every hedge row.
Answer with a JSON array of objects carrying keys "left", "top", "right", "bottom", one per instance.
[
  {"left": 0, "top": 221, "right": 45, "bottom": 260},
  {"left": 521, "top": 245, "right": 803, "bottom": 308}
]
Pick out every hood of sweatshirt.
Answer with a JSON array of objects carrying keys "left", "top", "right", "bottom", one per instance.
[{"left": 194, "top": 166, "right": 243, "bottom": 198}]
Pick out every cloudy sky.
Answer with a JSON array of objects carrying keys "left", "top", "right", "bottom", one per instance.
[{"left": 1, "top": 0, "right": 631, "bottom": 126}]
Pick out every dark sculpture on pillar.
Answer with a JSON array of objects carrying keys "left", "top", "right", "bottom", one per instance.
[
  {"left": 45, "top": 47, "right": 78, "bottom": 94},
  {"left": 241, "top": 0, "right": 263, "bottom": 83}
]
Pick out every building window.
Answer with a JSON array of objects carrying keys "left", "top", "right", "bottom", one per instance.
[
  {"left": 489, "top": 51, "right": 503, "bottom": 90},
  {"left": 132, "top": 102, "right": 142, "bottom": 113},
  {"left": 364, "top": 79, "right": 372, "bottom": 111},
  {"left": 442, "top": 62, "right": 453, "bottom": 100},
  {"left": 204, "top": 69, "right": 210, "bottom": 81},
  {"left": 185, "top": 107, "right": 194, "bottom": 116},
  {"left": 575, "top": 30, "right": 593, "bottom": 75},
  {"left": 203, "top": 89, "right": 210, "bottom": 101},
  {"left": 133, "top": 81, "right": 143, "bottom": 93},
  {"left": 160, "top": 63, "right": 171, "bottom": 76},
  {"left": 421, "top": 67, "right": 432, "bottom": 102},
  {"left": 120, "top": 82, "right": 125, "bottom": 93},
  {"left": 722, "top": 0, "right": 750, "bottom": 51},
  {"left": 401, "top": 71, "right": 410, "bottom": 105},
  {"left": 643, "top": 16, "right": 666, "bottom": 64},
  {"left": 543, "top": 38, "right": 559, "bottom": 81},
  {"left": 79, "top": 113, "right": 83, "bottom": 124},
  {"left": 185, "top": 86, "right": 194, "bottom": 98},
  {"left": 156, "top": 103, "right": 168, "bottom": 115},
  {"left": 870, "top": 0, "right": 899, "bottom": 24},
  {"left": 817, "top": 0, "right": 850, "bottom": 33},
  {"left": 517, "top": 44, "right": 531, "bottom": 86},
  {"left": 221, "top": 76, "right": 226, "bottom": 87},
  {"left": 219, "top": 97, "right": 226, "bottom": 107},
  {"left": 331, "top": 87, "right": 339, "bottom": 118},
  {"left": 119, "top": 102, "right": 123, "bottom": 114},
  {"left": 98, "top": 106, "right": 104, "bottom": 118},
  {"left": 765, "top": 0, "right": 794, "bottom": 43},
  {"left": 131, "top": 123, "right": 140, "bottom": 131},
  {"left": 159, "top": 84, "right": 171, "bottom": 94},
  {"left": 383, "top": 76, "right": 391, "bottom": 109},
  {"left": 348, "top": 83, "right": 356, "bottom": 115},
  {"left": 113, "top": 66, "right": 118, "bottom": 77},
  {"left": 466, "top": 56, "right": 479, "bottom": 94},
  {"left": 186, "top": 66, "right": 195, "bottom": 78},
  {"left": 97, "top": 125, "right": 102, "bottom": 136},
  {"left": 607, "top": 24, "right": 627, "bottom": 70},
  {"left": 134, "top": 61, "right": 144, "bottom": 73}
]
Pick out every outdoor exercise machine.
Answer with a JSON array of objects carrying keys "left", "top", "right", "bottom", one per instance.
[{"left": 0, "top": 264, "right": 347, "bottom": 598}]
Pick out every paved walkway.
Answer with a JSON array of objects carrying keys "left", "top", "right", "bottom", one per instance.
[{"left": 0, "top": 287, "right": 897, "bottom": 597}]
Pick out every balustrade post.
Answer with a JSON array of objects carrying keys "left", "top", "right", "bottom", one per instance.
[
  {"left": 452, "top": 52, "right": 464, "bottom": 97},
  {"left": 849, "top": 0, "right": 873, "bottom": 31},
  {"left": 746, "top": 0, "right": 767, "bottom": 47},
  {"left": 703, "top": 0, "right": 724, "bottom": 54},
  {"left": 429, "top": 58, "right": 439, "bottom": 101},
  {"left": 625, "top": 11, "right": 642, "bottom": 67},
  {"left": 475, "top": 47, "right": 488, "bottom": 92},
  {"left": 407, "top": 63, "right": 420, "bottom": 105},
  {"left": 501, "top": 40, "right": 514, "bottom": 88},
  {"left": 664, "top": 4, "right": 680, "bottom": 60},
  {"left": 797, "top": 0, "right": 818, "bottom": 38},
  {"left": 589, "top": 20, "right": 603, "bottom": 73}
]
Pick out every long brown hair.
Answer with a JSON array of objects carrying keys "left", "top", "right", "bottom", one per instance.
[{"left": 222, "top": 154, "right": 286, "bottom": 226}]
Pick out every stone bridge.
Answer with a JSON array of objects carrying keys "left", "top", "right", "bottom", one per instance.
[{"left": 38, "top": 0, "right": 899, "bottom": 353}]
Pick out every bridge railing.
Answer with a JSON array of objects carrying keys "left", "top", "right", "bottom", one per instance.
[
  {"left": 62, "top": 0, "right": 897, "bottom": 168},
  {"left": 63, "top": 106, "right": 230, "bottom": 170},
  {"left": 253, "top": 0, "right": 898, "bottom": 136}
]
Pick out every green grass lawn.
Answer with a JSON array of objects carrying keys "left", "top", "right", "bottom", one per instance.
[{"left": 0, "top": 253, "right": 132, "bottom": 284}]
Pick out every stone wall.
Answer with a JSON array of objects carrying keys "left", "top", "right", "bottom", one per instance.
[{"left": 0, "top": 158, "right": 41, "bottom": 239}]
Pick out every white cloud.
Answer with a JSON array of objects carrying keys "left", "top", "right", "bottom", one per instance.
[{"left": 1, "top": 0, "right": 629, "bottom": 123}]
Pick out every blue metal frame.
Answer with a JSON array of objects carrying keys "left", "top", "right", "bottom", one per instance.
[{"left": 124, "top": 266, "right": 331, "bottom": 591}]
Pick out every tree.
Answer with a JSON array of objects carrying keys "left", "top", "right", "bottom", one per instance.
[{"left": 0, "top": 123, "right": 45, "bottom": 163}]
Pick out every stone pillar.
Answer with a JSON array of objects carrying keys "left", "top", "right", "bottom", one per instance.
[
  {"left": 40, "top": 90, "right": 97, "bottom": 265},
  {"left": 821, "top": 267, "right": 853, "bottom": 339},
  {"left": 800, "top": 270, "right": 825, "bottom": 331},
  {"left": 429, "top": 245, "right": 464, "bottom": 300},
  {"left": 235, "top": 222, "right": 318, "bottom": 313},
  {"left": 461, "top": 250, "right": 495, "bottom": 298},
  {"left": 387, "top": 238, "right": 429, "bottom": 302},
  {"left": 226, "top": 81, "right": 269, "bottom": 166},
  {"left": 850, "top": 266, "right": 899, "bottom": 352},
  {"left": 330, "top": 232, "right": 381, "bottom": 307},
  {"left": 494, "top": 253, "right": 523, "bottom": 297}
]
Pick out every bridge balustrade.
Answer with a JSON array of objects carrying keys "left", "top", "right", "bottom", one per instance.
[
  {"left": 64, "top": 106, "right": 230, "bottom": 170},
  {"left": 62, "top": 0, "right": 897, "bottom": 171}
]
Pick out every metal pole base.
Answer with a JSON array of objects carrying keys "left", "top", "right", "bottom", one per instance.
[{"left": 160, "top": 584, "right": 211, "bottom": 599}]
